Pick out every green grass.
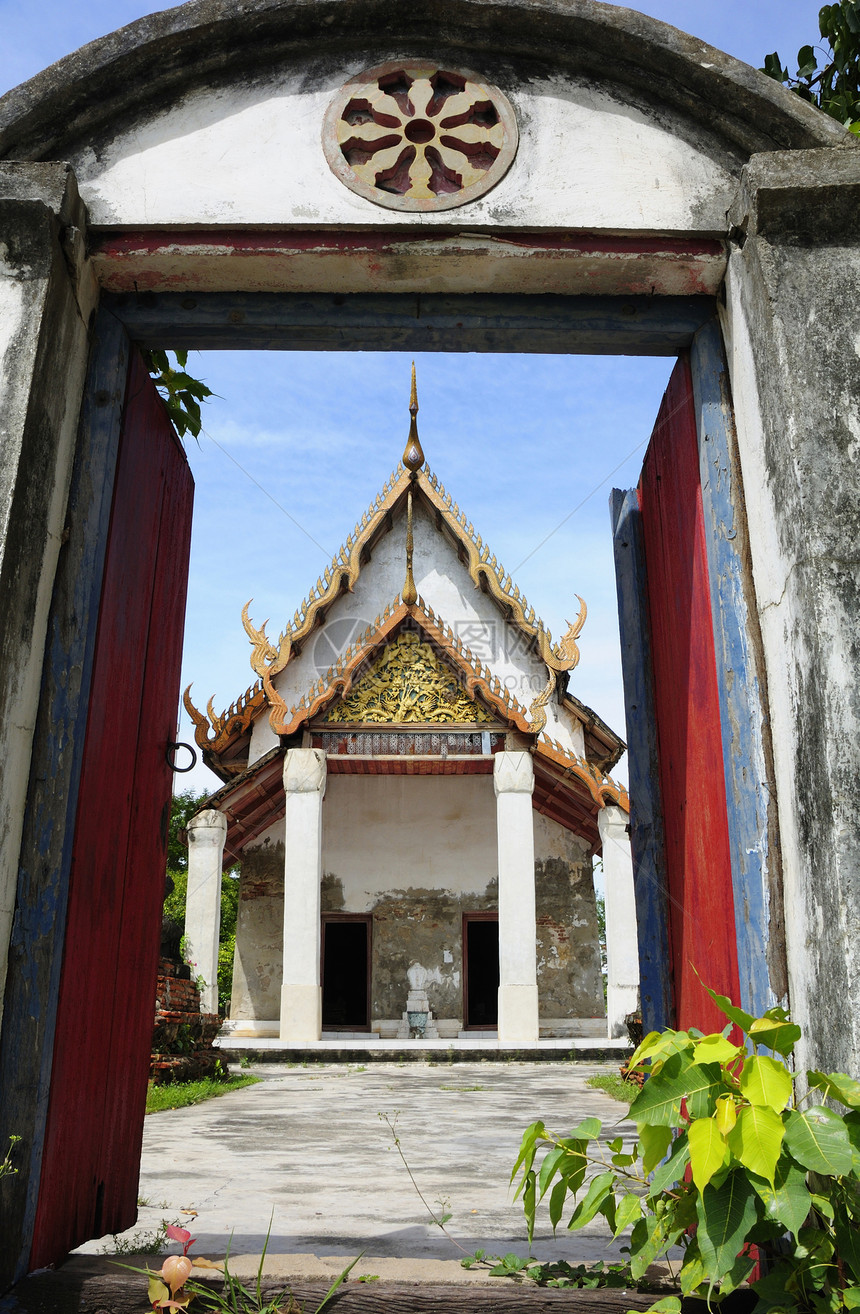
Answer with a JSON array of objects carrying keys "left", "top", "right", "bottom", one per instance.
[
  {"left": 146, "top": 1073, "right": 260, "bottom": 1114},
  {"left": 586, "top": 1073, "right": 637, "bottom": 1103}
]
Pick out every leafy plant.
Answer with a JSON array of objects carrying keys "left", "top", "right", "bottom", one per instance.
[
  {"left": 0, "top": 1134, "right": 20, "bottom": 1181},
  {"left": 145, "top": 351, "right": 214, "bottom": 440},
  {"left": 378, "top": 1111, "right": 462, "bottom": 1244},
  {"left": 460, "top": 1252, "right": 658, "bottom": 1289},
  {"left": 762, "top": 0, "right": 860, "bottom": 133},
  {"left": 512, "top": 986, "right": 860, "bottom": 1312},
  {"left": 125, "top": 1222, "right": 361, "bottom": 1313},
  {"left": 102, "top": 1217, "right": 181, "bottom": 1256}
]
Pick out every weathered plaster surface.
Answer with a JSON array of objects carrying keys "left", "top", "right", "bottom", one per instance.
[
  {"left": 231, "top": 833, "right": 285, "bottom": 1020},
  {"left": 322, "top": 774, "right": 498, "bottom": 902},
  {"left": 232, "top": 775, "right": 602, "bottom": 1024},
  {"left": 64, "top": 63, "right": 735, "bottom": 233},
  {"left": 723, "top": 149, "right": 860, "bottom": 1074},
  {"left": 533, "top": 811, "right": 602, "bottom": 1018},
  {"left": 0, "top": 166, "right": 92, "bottom": 1023},
  {"left": 250, "top": 500, "right": 586, "bottom": 763}
]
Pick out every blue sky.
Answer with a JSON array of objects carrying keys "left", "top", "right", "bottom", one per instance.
[{"left": 0, "top": 1, "right": 826, "bottom": 797}]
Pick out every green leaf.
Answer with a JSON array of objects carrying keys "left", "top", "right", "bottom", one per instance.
[
  {"left": 749, "top": 1016, "right": 802, "bottom": 1057},
  {"left": 741, "top": 1055, "right": 794, "bottom": 1111},
  {"left": 646, "top": 1300, "right": 681, "bottom": 1314},
  {"left": 696, "top": 1170, "right": 760, "bottom": 1281},
  {"left": 797, "top": 43, "right": 820, "bottom": 77},
  {"left": 679, "top": 1250, "right": 708, "bottom": 1296},
  {"left": 761, "top": 51, "right": 789, "bottom": 82},
  {"left": 638, "top": 1123, "right": 673, "bottom": 1174},
  {"left": 628, "top": 1029, "right": 691, "bottom": 1071},
  {"left": 720, "top": 1251, "right": 757, "bottom": 1296},
  {"left": 752, "top": 1260, "right": 800, "bottom": 1307},
  {"left": 548, "top": 1178, "right": 568, "bottom": 1233},
  {"left": 523, "top": 1170, "right": 537, "bottom": 1245},
  {"left": 538, "top": 1147, "right": 567, "bottom": 1199},
  {"left": 693, "top": 1033, "right": 743, "bottom": 1065},
  {"left": 567, "top": 1117, "right": 602, "bottom": 1141},
  {"left": 567, "top": 1172, "right": 614, "bottom": 1232},
  {"left": 727, "top": 1104, "right": 785, "bottom": 1184},
  {"left": 688, "top": 1117, "right": 730, "bottom": 1191},
  {"left": 750, "top": 1155, "right": 811, "bottom": 1237},
  {"left": 844, "top": 1112, "right": 860, "bottom": 1173},
  {"left": 704, "top": 986, "right": 756, "bottom": 1034},
  {"left": 834, "top": 1207, "right": 860, "bottom": 1282},
  {"left": 613, "top": 1191, "right": 642, "bottom": 1238},
  {"left": 809, "top": 1071, "right": 860, "bottom": 1109},
  {"left": 628, "top": 1204, "right": 687, "bottom": 1279},
  {"left": 687, "top": 1063, "right": 725, "bottom": 1120},
  {"left": 716, "top": 1095, "right": 738, "bottom": 1136},
  {"left": 628, "top": 1054, "right": 720, "bottom": 1127},
  {"left": 511, "top": 1121, "right": 546, "bottom": 1184},
  {"left": 843, "top": 1287, "right": 860, "bottom": 1309},
  {"left": 555, "top": 1139, "right": 588, "bottom": 1196},
  {"left": 648, "top": 1134, "right": 690, "bottom": 1196},
  {"left": 784, "top": 1107, "right": 854, "bottom": 1176}
]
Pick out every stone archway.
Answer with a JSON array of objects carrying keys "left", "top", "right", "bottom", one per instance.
[{"left": 1, "top": 0, "right": 859, "bottom": 1283}]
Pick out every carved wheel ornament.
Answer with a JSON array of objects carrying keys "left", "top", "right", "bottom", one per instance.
[{"left": 322, "top": 62, "right": 518, "bottom": 211}]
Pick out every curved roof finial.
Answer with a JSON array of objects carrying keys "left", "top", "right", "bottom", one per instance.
[{"left": 402, "top": 362, "right": 425, "bottom": 475}]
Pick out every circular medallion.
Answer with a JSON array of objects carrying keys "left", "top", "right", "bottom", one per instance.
[{"left": 323, "top": 62, "right": 518, "bottom": 212}]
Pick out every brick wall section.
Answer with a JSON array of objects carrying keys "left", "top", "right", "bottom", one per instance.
[{"left": 150, "top": 958, "right": 223, "bottom": 1085}]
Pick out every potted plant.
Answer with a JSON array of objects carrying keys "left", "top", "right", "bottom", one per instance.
[{"left": 512, "top": 985, "right": 860, "bottom": 1312}]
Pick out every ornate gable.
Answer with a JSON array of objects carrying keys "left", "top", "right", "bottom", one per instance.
[
  {"left": 325, "top": 630, "right": 494, "bottom": 726},
  {"left": 185, "top": 375, "right": 623, "bottom": 781}
]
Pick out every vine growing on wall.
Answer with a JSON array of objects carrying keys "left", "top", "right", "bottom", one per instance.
[
  {"left": 144, "top": 350, "right": 213, "bottom": 439},
  {"left": 762, "top": 0, "right": 860, "bottom": 133}
]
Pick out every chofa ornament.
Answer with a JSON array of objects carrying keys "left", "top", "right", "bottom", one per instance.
[{"left": 323, "top": 61, "right": 518, "bottom": 211}]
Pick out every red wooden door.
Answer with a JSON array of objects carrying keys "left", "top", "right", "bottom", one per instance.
[
  {"left": 638, "top": 355, "right": 740, "bottom": 1035},
  {"left": 30, "top": 351, "right": 193, "bottom": 1266}
]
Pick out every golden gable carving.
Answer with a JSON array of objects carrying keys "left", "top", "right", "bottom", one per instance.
[{"left": 326, "top": 630, "right": 494, "bottom": 725}]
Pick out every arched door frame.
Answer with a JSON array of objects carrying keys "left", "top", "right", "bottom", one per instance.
[{"left": 0, "top": 280, "right": 778, "bottom": 1283}]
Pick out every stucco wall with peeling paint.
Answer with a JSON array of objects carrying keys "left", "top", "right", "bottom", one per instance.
[{"left": 229, "top": 776, "right": 602, "bottom": 1027}]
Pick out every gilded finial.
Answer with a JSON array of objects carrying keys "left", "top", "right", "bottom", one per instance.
[
  {"left": 402, "top": 489, "right": 418, "bottom": 606},
  {"left": 402, "top": 362, "right": 425, "bottom": 474}
]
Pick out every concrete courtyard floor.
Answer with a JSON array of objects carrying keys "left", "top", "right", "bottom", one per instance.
[{"left": 76, "top": 1060, "right": 637, "bottom": 1282}]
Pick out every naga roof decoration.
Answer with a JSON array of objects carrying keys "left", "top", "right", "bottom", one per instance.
[
  {"left": 183, "top": 675, "right": 266, "bottom": 768},
  {"left": 536, "top": 733, "right": 630, "bottom": 814},
  {"left": 266, "top": 594, "right": 535, "bottom": 738}
]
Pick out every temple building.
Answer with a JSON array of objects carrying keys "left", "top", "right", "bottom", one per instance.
[{"left": 183, "top": 376, "right": 637, "bottom": 1046}]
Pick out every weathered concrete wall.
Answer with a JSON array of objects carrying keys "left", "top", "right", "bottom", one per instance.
[
  {"left": 723, "top": 148, "right": 860, "bottom": 1074},
  {"left": 231, "top": 832, "right": 285, "bottom": 1020},
  {"left": 322, "top": 773, "right": 496, "bottom": 1021},
  {"left": 533, "top": 811, "right": 603, "bottom": 1018},
  {"left": 56, "top": 60, "right": 736, "bottom": 234},
  {"left": 0, "top": 164, "right": 94, "bottom": 1022},
  {"left": 369, "top": 884, "right": 497, "bottom": 1021},
  {"left": 233, "top": 774, "right": 602, "bottom": 1025}
]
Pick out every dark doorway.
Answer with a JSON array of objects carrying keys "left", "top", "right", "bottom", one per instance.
[
  {"left": 463, "top": 913, "right": 499, "bottom": 1029},
  {"left": 321, "top": 915, "right": 371, "bottom": 1030}
]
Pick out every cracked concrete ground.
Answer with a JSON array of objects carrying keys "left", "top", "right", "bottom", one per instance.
[{"left": 75, "top": 1060, "right": 635, "bottom": 1277}]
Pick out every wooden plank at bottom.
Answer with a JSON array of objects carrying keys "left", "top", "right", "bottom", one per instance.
[{"left": 5, "top": 1264, "right": 688, "bottom": 1314}]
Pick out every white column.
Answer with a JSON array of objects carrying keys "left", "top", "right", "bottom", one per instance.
[
  {"left": 185, "top": 809, "right": 228, "bottom": 1015},
  {"left": 598, "top": 805, "right": 639, "bottom": 1038},
  {"left": 281, "top": 748, "right": 327, "bottom": 1042},
  {"left": 494, "top": 751, "right": 539, "bottom": 1045}
]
